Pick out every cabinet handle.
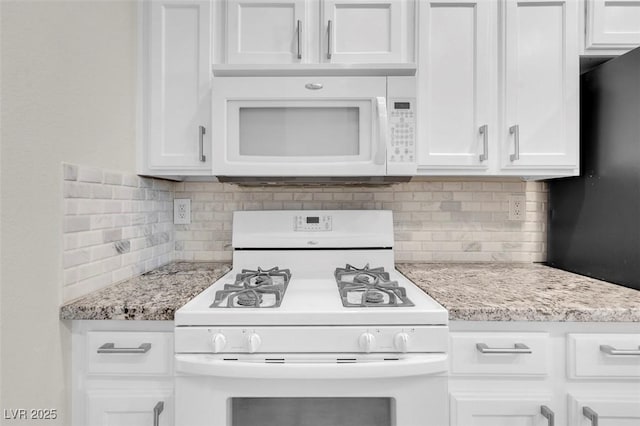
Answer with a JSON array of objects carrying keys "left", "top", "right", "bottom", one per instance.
[
  {"left": 600, "top": 344, "right": 640, "bottom": 356},
  {"left": 476, "top": 342, "right": 532, "bottom": 354},
  {"left": 199, "top": 125, "right": 206, "bottom": 162},
  {"left": 327, "top": 20, "right": 332, "bottom": 59},
  {"left": 541, "top": 405, "right": 554, "bottom": 426},
  {"left": 97, "top": 342, "right": 151, "bottom": 354},
  {"left": 479, "top": 124, "right": 488, "bottom": 162},
  {"left": 296, "top": 20, "right": 302, "bottom": 60},
  {"left": 509, "top": 124, "right": 520, "bottom": 161},
  {"left": 583, "top": 406, "right": 599, "bottom": 426},
  {"left": 153, "top": 401, "right": 164, "bottom": 426}
]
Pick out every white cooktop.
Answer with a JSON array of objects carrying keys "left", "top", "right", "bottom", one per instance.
[
  {"left": 175, "top": 250, "right": 447, "bottom": 327},
  {"left": 175, "top": 211, "right": 448, "bottom": 327}
]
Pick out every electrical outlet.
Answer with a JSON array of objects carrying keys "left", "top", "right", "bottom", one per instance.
[
  {"left": 508, "top": 195, "right": 526, "bottom": 221},
  {"left": 174, "top": 199, "right": 191, "bottom": 225}
]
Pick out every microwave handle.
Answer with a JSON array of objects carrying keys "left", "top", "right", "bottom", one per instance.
[{"left": 375, "top": 97, "right": 388, "bottom": 165}]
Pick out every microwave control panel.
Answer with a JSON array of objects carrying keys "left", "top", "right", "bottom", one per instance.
[{"left": 388, "top": 98, "right": 415, "bottom": 164}]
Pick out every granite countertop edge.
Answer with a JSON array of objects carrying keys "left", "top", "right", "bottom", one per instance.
[{"left": 59, "top": 261, "right": 640, "bottom": 322}]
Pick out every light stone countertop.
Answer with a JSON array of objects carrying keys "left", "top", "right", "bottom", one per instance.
[
  {"left": 60, "top": 261, "right": 640, "bottom": 322},
  {"left": 397, "top": 263, "right": 640, "bottom": 322},
  {"left": 59, "top": 262, "right": 231, "bottom": 320}
]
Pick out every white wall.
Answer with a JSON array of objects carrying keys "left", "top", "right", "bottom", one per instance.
[{"left": 0, "top": 1, "right": 137, "bottom": 423}]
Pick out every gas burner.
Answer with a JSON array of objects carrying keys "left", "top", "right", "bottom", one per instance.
[
  {"left": 210, "top": 266, "right": 291, "bottom": 308},
  {"left": 334, "top": 264, "right": 414, "bottom": 308}
]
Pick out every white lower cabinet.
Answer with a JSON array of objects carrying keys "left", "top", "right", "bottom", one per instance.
[
  {"left": 449, "top": 322, "right": 640, "bottom": 426},
  {"left": 72, "top": 321, "right": 175, "bottom": 426},
  {"left": 451, "top": 393, "right": 554, "bottom": 426},
  {"left": 71, "top": 320, "right": 640, "bottom": 426},
  {"left": 568, "top": 394, "right": 640, "bottom": 426},
  {"left": 87, "top": 390, "right": 173, "bottom": 426}
]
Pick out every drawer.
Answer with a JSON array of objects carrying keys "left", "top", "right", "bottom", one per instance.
[
  {"left": 568, "top": 333, "right": 640, "bottom": 379},
  {"left": 450, "top": 332, "right": 549, "bottom": 376},
  {"left": 87, "top": 331, "right": 173, "bottom": 376}
]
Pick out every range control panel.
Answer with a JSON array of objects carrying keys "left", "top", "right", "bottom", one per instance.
[
  {"left": 294, "top": 214, "right": 332, "bottom": 232},
  {"left": 388, "top": 99, "right": 415, "bottom": 164}
]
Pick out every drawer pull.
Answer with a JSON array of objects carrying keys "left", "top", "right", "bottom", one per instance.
[
  {"left": 583, "top": 406, "right": 598, "bottom": 426},
  {"left": 476, "top": 343, "right": 532, "bottom": 354},
  {"left": 600, "top": 344, "right": 640, "bottom": 356},
  {"left": 153, "top": 401, "right": 164, "bottom": 426},
  {"left": 97, "top": 342, "right": 152, "bottom": 354},
  {"left": 540, "top": 405, "right": 554, "bottom": 426}
]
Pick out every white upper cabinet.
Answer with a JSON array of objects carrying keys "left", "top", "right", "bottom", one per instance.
[
  {"left": 416, "top": 0, "right": 579, "bottom": 177},
  {"left": 583, "top": 0, "right": 640, "bottom": 55},
  {"left": 226, "top": 0, "right": 307, "bottom": 64},
  {"left": 322, "top": 0, "right": 407, "bottom": 64},
  {"left": 417, "top": 0, "right": 496, "bottom": 173},
  {"left": 501, "top": 0, "right": 579, "bottom": 174},
  {"left": 217, "top": 0, "right": 415, "bottom": 68},
  {"left": 142, "top": 0, "right": 212, "bottom": 176}
]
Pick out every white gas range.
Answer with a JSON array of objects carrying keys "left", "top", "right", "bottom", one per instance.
[{"left": 174, "top": 210, "right": 449, "bottom": 426}]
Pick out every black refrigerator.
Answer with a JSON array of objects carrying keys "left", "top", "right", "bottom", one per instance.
[{"left": 547, "top": 46, "right": 640, "bottom": 292}]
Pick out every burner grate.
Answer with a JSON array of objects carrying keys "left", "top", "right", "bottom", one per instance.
[
  {"left": 335, "top": 264, "right": 414, "bottom": 308},
  {"left": 211, "top": 266, "right": 291, "bottom": 308}
]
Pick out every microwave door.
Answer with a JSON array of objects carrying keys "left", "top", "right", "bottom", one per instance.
[
  {"left": 218, "top": 99, "right": 386, "bottom": 176},
  {"left": 211, "top": 76, "right": 388, "bottom": 177}
]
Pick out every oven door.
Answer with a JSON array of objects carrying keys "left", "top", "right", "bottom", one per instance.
[
  {"left": 174, "top": 353, "right": 448, "bottom": 426},
  {"left": 212, "top": 77, "right": 388, "bottom": 176}
]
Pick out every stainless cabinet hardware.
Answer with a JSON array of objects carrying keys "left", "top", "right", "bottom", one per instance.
[
  {"left": 296, "top": 20, "right": 302, "bottom": 59},
  {"left": 153, "top": 401, "right": 164, "bottom": 426},
  {"left": 327, "top": 20, "right": 332, "bottom": 59},
  {"left": 97, "top": 342, "right": 151, "bottom": 354},
  {"left": 476, "top": 342, "right": 532, "bottom": 354},
  {"left": 600, "top": 344, "right": 640, "bottom": 356},
  {"left": 199, "top": 125, "right": 206, "bottom": 162},
  {"left": 479, "top": 124, "right": 488, "bottom": 162},
  {"left": 509, "top": 124, "right": 520, "bottom": 161},
  {"left": 541, "top": 405, "right": 554, "bottom": 426},
  {"left": 305, "top": 83, "right": 323, "bottom": 90},
  {"left": 583, "top": 406, "right": 598, "bottom": 426}
]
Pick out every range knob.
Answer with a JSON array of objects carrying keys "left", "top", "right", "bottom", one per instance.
[
  {"left": 394, "top": 332, "right": 410, "bottom": 353},
  {"left": 211, "top": 333, "right": 227, "bottom": 353},
  {"left": 358, "top": 332, "right": 376, "bottom": 353},
  {"left": 246, "top": 333, "right": 262, "bottom": 353}
]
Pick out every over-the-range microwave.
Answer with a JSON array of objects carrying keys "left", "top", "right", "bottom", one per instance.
[{"left": 211, "top": 76, "right": 416, "bottom": 181}]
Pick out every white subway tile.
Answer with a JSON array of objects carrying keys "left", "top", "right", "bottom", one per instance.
[
  {"left": 64, "top": 216, "right": 91, "bottom": 233},
  {"left": 63, "top": 249, "right": 91, "bottom": 268},
  {"left": 63, "top": 163, "right": 78, "bottom": 181},
  {"left": 64, "top": 181, "right": 92, "bottom": 198},
  {"left": 77, "top": 167, "right": 103, "bottom": 183}
]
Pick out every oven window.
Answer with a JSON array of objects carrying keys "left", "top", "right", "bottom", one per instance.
[
  {"left": 231, "top": 397, "right": 392, "bottom": 426},
  {"left": 238, "top": 107, "right": 360, "bottom": 156}
]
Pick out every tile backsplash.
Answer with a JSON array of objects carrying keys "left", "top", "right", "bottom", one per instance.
[
  {"left": 62, "top": 164, "right": 173, "bottom": 301},
  {"left": 61, "top": 165, "right": 547, "bottom": 300},
  {"left": 173, "top": 179, "right": 547, "bottom": 264}
]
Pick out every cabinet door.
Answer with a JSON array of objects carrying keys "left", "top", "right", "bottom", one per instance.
[
  {"left": 568, "top": 394, "right": 640, "bottom": 426},
  {"left": 147, "top": 1, "right": 211, "bottom": 173},
  {"left": 417, "top": 0, "right": 495, "bottom": 172},
  {"left": 586, "top": 0, "right": 640, "bottom": 54},
  {"left": 87, "top": 390, "right": 173, "bottom": 426},
  {"left": 502, "top": 0, "right": 579, "bottom": 172},
  {"left": 227, "top": 0, "right": 306, "bottom": 64},
  {"left": 322, "top": 0, "right": 405, "bottom": 63},
  {"left": 451, "top": 393, "right": 555, "bottom": 426}
]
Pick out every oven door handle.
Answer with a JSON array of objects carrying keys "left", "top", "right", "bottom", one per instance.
[{"left": 175, "top": 354, "right": 447, "bottom": 380}]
